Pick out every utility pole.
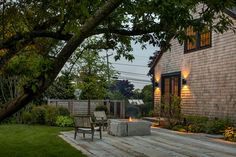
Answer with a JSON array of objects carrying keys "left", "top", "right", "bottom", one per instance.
[
  {"left": 106, "top": 51, "right": 113, "bottom": 85},
  {"left": 105, "top": 51, "right": 113, "bottom": 108}
]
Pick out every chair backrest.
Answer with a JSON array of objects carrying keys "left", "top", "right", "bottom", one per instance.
[
  {"left": 74, "top": 115, "right": 92, "bottom": 128},
  {"left": 93, "top": 111, "right": 107, "bottom": 121}
]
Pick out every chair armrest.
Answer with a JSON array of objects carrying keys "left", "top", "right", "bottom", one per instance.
[{"left": 91, "top": 121, "right": 102, "bottom": 130}]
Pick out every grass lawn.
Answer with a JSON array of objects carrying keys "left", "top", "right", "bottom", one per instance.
[{"left": 0, "top": 124, "right": 86, "bottom": 157}]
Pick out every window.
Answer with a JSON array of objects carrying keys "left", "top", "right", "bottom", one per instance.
[{"left": 185, "top": 26, "right": 211, "bottom": 53}]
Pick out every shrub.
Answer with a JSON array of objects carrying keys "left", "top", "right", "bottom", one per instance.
[
  {"left": 147, "top": 110, "right": 159, "bottom": 117},
  {"left": 188, "top": 123, "right": 206, "bottom": 133},
  {"left": 205, "top": 118, "right": 233, "bottom": 134},
  {"left": 177, "top": 115, "right": 233, "bottom": 134},
  {"left": 57, "top": 107, "right": 70, "bottom": 116},
  {"left": 95, "top": 105, "right": 108, "bottom": 114},
  {"left": 161, "top": 95, "right": 182, "bottom": 127},
  {"left": 31, "top": 106, "right": 46, "bottom": 124},
  {"left": 55, "top": 116, "right": 74, "bottom": 127},
  {"left": 0, "top": 116, "right": 17, "bottom": 124},
  {"left": 21, "top": 111, "right": 32, "bottom": 124},
  {"left": 148, "top": 110, "right": 154, "bottom": 117},
  {"left": 45, "top": 106, "right": 59, "bottom": 126},
  {"left": 224, "top": 127, "right": 236, "bottom": 142},
  {"left": 172, "top": 125, "right": 186, "bottom": 132},
  {"left": 185, "top": 115, "right": 209, "bottom": 124}
]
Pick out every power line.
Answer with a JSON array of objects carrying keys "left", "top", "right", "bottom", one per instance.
[
  {"left": 111, "top": 62, "right": 148, "bottom": 67},
  {"left": 117, "top": 76, "right": 151, "bottom": 82},
  {"left": 119, "top": 74, "right": 149, "bottom": 80},
  {"left": 117, "top": 70, "right": 148, "bottom": 76},
  {"left": 115, "top": 79, "right": 150, "bottom": 84},
  {"left": 133, "top": 55, "right": 150, "bottom": 58}
]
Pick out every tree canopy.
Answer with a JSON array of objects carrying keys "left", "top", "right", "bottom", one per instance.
[
  {"left": 44, "top": 71, "right": 75, "bottom": 100},
  {"left": 77, "top": 51, "right": 112, "bottom": 114},
  {"left": 0, "top": 0, "right": 235, "bottom": 120},
  {"left": 110, "top": 80, "right": 134, "bottom": 98}
]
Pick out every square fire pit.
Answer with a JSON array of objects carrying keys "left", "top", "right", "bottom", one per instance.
[{"left": 107, "top": 118, "right": 151, "bottom": 136}]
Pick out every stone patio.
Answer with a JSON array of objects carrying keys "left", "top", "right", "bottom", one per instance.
[{"left": 60, "top": 127, "right": 236, "bottom": 157}]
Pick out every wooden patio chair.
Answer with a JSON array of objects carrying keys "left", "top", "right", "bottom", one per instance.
[
  {"left": 93, "top": 111, "right": 108, "bottom": 131},
  {"left": 74, "top": 115, "right": 102, "bottom": 141}
]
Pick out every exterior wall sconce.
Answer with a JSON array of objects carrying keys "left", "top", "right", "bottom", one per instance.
[
  {"left": 155, "top": 82, "right": 159, "bottom": 88},
  {"left": 182, "top": 78, "right": 187, "bottom": 85}
]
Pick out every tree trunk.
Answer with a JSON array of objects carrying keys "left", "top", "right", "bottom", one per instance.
[{"left": 0, "top": 0, "right": 123, "bottom": 121}]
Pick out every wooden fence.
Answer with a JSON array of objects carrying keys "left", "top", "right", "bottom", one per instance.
[{"left": 47, "top": 99, "right": 125, "bottom": 118}]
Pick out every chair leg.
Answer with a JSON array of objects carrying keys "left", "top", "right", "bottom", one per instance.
[
  {"left": 102, "top": 122, "right": 105, "bottom": 131},
  {"left": 100, "top": 130, "right": 102, "bottom": 139},
  {"left": 74, "top": 128, "right": 77, "bottom": 139},
  {"left": 92, "top": 132, "right": 94, "bottom": 141},
  {"left": 83, "top": 133, "right": 85, "bottom": 138}
]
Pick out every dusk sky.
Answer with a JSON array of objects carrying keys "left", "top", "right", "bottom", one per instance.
[{"left": 108, "top": 43, "right": 158, "bottom": 89}]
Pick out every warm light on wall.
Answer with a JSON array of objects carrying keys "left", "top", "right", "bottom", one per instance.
[
  {"left": 154, "top": 66, "right": 161, "bottom": 82},
  {"left": 181, "top": 60, "right": 191, "bottom": 79},
  {"left": 182, "top": 70, "right": 190, "bottom": 79},
  {"left": 181, "top": 85, "right": 191, "bottom": 98},
  {"left": 154, "top": 87, "right": 161, "bottom": 96},
  {"left": 155, "top": 75, "right": 160, "bottom": 82}
]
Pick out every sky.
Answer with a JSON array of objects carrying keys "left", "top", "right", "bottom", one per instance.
[{"left": 107, "top": 43, "right": 158, "bottom": 89}]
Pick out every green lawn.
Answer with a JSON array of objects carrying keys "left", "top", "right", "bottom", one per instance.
[{"left": 0, "top": 124, "right": 86, "bottom": 157}]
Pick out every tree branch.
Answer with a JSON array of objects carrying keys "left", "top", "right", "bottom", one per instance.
[
  {"left": 0, "top": 0, "right": 123, "bottom": 121},
  {"left": 0, "top": 31, "right": 72, "bottom": 50},
  {"left": 94, "top": 23, "right": 163, "bottom": 36},
  {"left": 0, "top": 31, "right": 73, "bottom": 71},
  {"left": 95, "top": 27, "right": 156, "bottom": 36}
]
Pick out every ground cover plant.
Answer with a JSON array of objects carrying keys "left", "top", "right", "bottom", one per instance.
[
  {"left": 171, "top": 115, "right": 233, "bottom": 135},
  {"left": 224, "top": 127, "right": 236, "bottom": 142}
]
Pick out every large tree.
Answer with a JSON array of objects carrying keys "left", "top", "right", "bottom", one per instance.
[
  {"left": 76, "top": 50, "right": 115, "bottom": 114},
  {"left": 0, "top": 0, "right": 235, "bottom": 120},
  {"left": 44, "top": 71, "right": 75, "bottom": 100},
  {"left": 110, "top": 80, "right": 134, "bottom": 98}
]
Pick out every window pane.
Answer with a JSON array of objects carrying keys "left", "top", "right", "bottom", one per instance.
[
  {"left": 172, "top": 77, "right": 179, "bottom": 96},
  {"left": 186, "top": 27, "right": 197, "bottom": 50},
  {"left": 200, "top": 31, "right": 210, "bottom": 47},
  {"left": 164, "top": 78, "right": 170, "bottom": 104}
]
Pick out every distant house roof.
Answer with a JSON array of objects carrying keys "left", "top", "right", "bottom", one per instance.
[{"left": 128, "top": 99, "right": 144, "bottom": 105}]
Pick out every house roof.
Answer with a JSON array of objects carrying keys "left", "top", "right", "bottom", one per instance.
[
  {"left": 148, "top": 8, "right": 236, "bottom": 75},
  {"left": 225, "top": 7, "right": 236, "bottom": 19},
  {"left": 148, "top": 50, "right": 163, "bottom": 75},
  {"left": 128, "top": 99, "right": 144, "bottom": 105}
]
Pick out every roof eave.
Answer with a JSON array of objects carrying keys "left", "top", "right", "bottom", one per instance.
[{"left": 148, "top": 51, "right": 164, "bottom": 75}]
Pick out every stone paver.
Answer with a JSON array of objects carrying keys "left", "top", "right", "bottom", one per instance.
[{"left": 60, "top": 127, "right": 236, "bottom": 157}]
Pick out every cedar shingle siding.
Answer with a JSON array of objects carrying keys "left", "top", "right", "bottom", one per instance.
[{"left": 153, "top": 6, "right": 236, "bottom": 123}]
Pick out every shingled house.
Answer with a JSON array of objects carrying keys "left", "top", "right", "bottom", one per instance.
[{"left": 149, "top": 6, "right": 236, "bottom": 123}]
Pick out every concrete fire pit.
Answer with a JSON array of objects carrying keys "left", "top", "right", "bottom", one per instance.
[{"left": 107, "top": 119, "right": 151, "bottom": 136}]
